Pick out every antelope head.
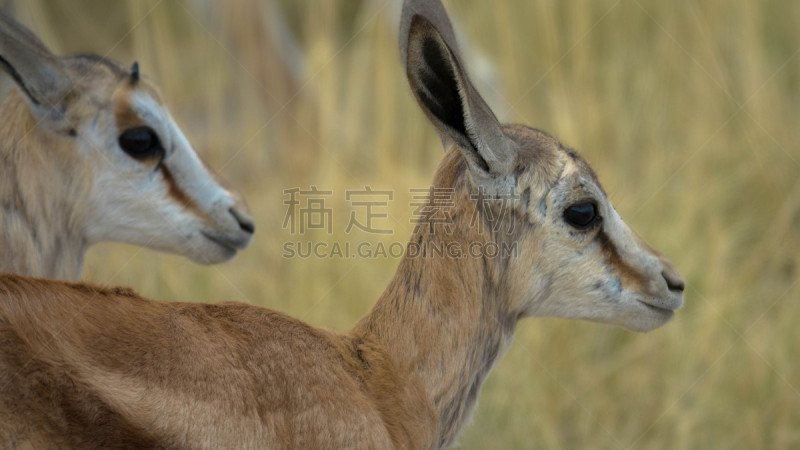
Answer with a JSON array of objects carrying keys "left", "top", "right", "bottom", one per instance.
[
  {"left": 0, "top": 13, "right": 253, "bottom": 272},
  {"left": 401, "top": 3, "right": 684, "bottom": 332}
]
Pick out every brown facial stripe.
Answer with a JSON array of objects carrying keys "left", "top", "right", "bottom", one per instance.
[
  {"left": 160, "top": 164, "right": 212, "bottom": 223},
  {"left": 597, "top": 231, "right": 649, "bottom": 290},
  {"left": 114, "top": 95, "right": 145, "bottom": 131},
  {"left": 113, "top": 79, "right": 166, "bottom": 133}
]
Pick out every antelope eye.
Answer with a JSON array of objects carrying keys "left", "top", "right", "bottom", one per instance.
[
  {"left": 118, "top": 126, "right": 162, "bottom": 159},
  {"left": 563, "top": 202, "right": 599, "bottom": 229}
]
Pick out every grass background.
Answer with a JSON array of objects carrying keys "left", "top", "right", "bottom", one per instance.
[{"left": 4, "top": 0, "right": 799, "bottom": 447}]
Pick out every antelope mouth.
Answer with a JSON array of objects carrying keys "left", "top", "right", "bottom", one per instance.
[
  {"left": 636, "top": 299, "right": 677, "bottom": 316},
  {"left": 201, "top": 231, "right": 248, "bottom": 252}
]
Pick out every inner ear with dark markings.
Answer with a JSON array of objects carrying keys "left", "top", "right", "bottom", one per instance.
[
  {"left": 415, "top": 35, "right": 469, "bottom": 147},
  {"left": 404, "top": 14, "right": 515, "bottom": 177}
]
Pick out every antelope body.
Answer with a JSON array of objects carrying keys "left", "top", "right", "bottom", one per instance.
[
  {"left": 0, "top": 1, "right": 684, "bottom": 448},
  {"left": 0, "top": 13, "right": 254, "bottom": 280}
]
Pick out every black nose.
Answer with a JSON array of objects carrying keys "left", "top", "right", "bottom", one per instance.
[
  {"left": 662, "top": 270, "right": 685, "bottom": 293},
  {"left": 229, "top": 207, "right": 255, "bottom": 234}
]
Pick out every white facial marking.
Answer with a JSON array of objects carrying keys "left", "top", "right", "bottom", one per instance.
[
  {"left": 83, "top": 88, "right": 252, "bottom": 264},
  {"left": 510, "top": 150, "right": 682, "bottom": 332}
]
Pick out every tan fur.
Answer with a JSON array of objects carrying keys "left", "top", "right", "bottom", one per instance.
[
  {"left": 0, "top": 275, "right": 430, "bottom": 448},
  {"left": 0, "top": 90, "right": 91, "bottom": 279}
]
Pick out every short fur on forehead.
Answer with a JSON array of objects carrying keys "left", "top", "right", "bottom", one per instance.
[
  {"left": 505, "top": 124, "right": 603, "bottom": 192},
  {"left": 58, "top": 54, "right": 129, "bottom": 101}
]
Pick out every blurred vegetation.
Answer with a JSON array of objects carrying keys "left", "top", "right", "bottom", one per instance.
[{"left": 5, "top": 0, "right": 799, "bottom": 447}]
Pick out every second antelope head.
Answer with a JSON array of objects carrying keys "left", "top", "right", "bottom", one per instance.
[
  {"left": 401, "top": 1, "right": 684, "bottom": 332},
  {"left": 0, "top": 13, "right": 254, "bottom": 279}
]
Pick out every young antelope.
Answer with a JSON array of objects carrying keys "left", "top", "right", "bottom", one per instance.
[{"left": 0, "top": 13, "right": 254, "bottom": 280}]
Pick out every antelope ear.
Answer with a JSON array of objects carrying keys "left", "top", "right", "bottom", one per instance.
[
  {"left": 401, "top": 3, "right": 515, "bottom": 177},
  {"left": 0, "top": 13, "right": 71, "bottom": 117}
]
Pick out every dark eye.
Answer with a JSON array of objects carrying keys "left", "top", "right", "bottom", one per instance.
[
  {"left": 118, "top": 126, "right": 162, "bottom": 159},
  {"left": 563, "top": 202, "right": 599, "bottom": 229}
]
